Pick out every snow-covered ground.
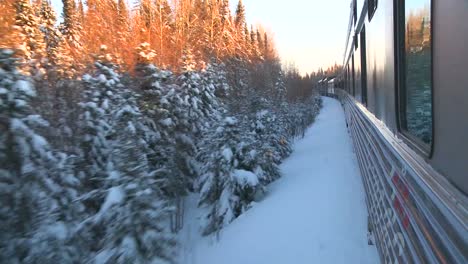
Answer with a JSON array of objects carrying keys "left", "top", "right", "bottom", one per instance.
[{"left": 178, "top": 97, "right": 380, "bottom": 264}]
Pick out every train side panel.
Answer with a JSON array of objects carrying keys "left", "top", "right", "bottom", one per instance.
[{"left": 431, "top": 0, "right": 468, "bottom": 194}]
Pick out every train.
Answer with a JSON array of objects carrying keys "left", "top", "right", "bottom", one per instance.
[{"left": 330, "top": 0, "right": 468, "bottom": 263}]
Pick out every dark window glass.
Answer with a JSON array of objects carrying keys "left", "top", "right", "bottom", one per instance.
[
  {"left": 368, "top": 0, "right": 378, "bottom": 21},
  {"left": 402, "top": 0, "right": 432, "bottom": 145}
]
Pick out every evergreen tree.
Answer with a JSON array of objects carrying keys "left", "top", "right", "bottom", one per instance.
[
  {"left": 198, "top": 117, "right": 261, "bottom": 235},
  {"left": 0, "top": 49, "right": 81, "bottom": 263},
  {"left": 256, "top": 29, "right": 263, "bottom": 56},
  {"left": 14, "top": 0, "right": 47, "bottom": 76},
  {"left": 38, "top": 0, "right": 58, "bottom": 71},
  {"left": 135, "top": 46, "right": 184, "bottom": 201},
  {"left": 77, "top": 55, "right": 123, "bottom": 214},
  {"left": 60, "top": 0, "right": 82, "bottom": 66},
  {"left": 234, "top": 0, "right": 246, "bottom": 30},
  {"left": 175, "top": 49, "right": 203, "bottom": 181},
  {"left": 38, "top": 0, "right": 75, "bottom": 79},
  {"left": 61, "top": 0, "right": 76, "bottom": 34},
  {"left": 76, "top": 50, "right": 179, "bottom": 262}
]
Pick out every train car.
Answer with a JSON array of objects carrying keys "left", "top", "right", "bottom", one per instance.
[{"left": 336, "top": 0, "right": 468, "bottom": 263}]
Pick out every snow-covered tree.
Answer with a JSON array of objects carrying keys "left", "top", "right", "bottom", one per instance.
[
  {"left": 198, "top": 117, "right": 261, "bottom": 235},
  {"left": 136, "top": 60, "right": 185, "bottom": 199},
  {"left": 14, "top": 0, "right": 47, "bottom": 76},
  {"left": 174, "top": 49, "right": 204, "bottom": 182},
  {"left": 76, "top": 54, "right": 177, "bottom": 262},
  {"left": 87, "top": 84, "right": 176, "bottom": 264},
  {"left": 60, "top": 0, "right": 83, "bottom": 73},
  {"left": 0, "top": 49, "right": 81, "bottom": 262},
  {"left": 251, "top": 109, "right": 282, "bottom": 183},
  {"left": 61, "top": 0, "right": 81, "bottom": 47},
  {"left": 77, "top": 57, "right": 123, "bottom": 214}
]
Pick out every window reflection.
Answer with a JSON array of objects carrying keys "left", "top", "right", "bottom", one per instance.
[{"left": 404, "top": 1, "right": 432, "bottom": 145}]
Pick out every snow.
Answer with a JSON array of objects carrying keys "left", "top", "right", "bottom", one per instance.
[
  {"left": 232, "top": 169, "right": 258, "bottom": 187},
  {"left": 46, "top": 221, "right": 68, "bottom": 240},
  {"left": 222, "top": 147, "right": 233, "bottom": 161},
  {"left": 224, "top": 117, "right": 237, "bottom": 125},
  {"left": 15, "top": 80, "right": 35, "bottom": 96},
  {"left": 82, "top": 74, "right": 91, "bottom": 82},
  {"left": 160, "top": 118, "right": 173, "bottom": 126},
  {"left": 179, "top": 97, "right": 379, "bottom": 264},
  {"left": 99, "top": 186, "right": 125, "bottom": 215},
  {"left": 97, "top": 74, "right": 107, "bottom": 83},
  {"left": 95, "top": 250, "right": 113, "bottom": 264}
]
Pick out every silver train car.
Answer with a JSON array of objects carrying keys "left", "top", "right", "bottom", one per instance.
[{"left": 335, "top": 0, "right": 468, "bottom": 263}]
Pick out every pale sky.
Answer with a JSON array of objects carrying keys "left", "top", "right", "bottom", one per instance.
[
  {"left": 232, "top": 0, "right": 350, "bottom": 75},
  {"left": 51, "top": 0, "right": 350, "bottom": 75}
]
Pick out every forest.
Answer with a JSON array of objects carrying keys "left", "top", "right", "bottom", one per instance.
[{"left": 0, "top": 0, "right": 323, "bottom": 262}]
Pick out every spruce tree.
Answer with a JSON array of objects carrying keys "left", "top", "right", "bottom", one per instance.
[
  {"left": 0, "top": 49, "right": 81, "bottom": 263},
  {"left": 198, "top": 117, "right": 261, "bottom": 235},
  {"left": 77, "top": 54, "right": 123, "bottom": 214},
  {"left": 38, "top": 0, "right": 75, "bottom": 79},
  {"left": 234, "top": 0, "right": 246, "bottom": 29},
  {"left": 14, "top": 0, "right": 47, "bottom": 76},
  {"left": 175, "top": 49, "right": 203, "bottom": 181},
  {"left": 135, "top": 45, "right": 184, "bottom": 201},
  {"left": 60, "top": 0, "right": 82, "bottom": 67},
  {"left": 88, "top": 72, "right": 176, "bottom": 264}
]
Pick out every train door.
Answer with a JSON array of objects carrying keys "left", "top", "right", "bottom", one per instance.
[{"left": 360, "top": 27, "right": 368, "bottom": 106}]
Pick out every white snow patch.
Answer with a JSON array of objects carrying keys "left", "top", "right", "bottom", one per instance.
[
  {"left": 160, "top": 118, "right": 173, "bottom": 126},
  {"left": 232, "top": 169, "right": 258, "bottom": 187},
  {"left": 99, "top": 186, "right": 125, "bottom": 215},
  {"left": 95, "top": 249, "right": 113, "bottom": 264},
  {"left": 15, "top": 80, "right": 36, "bottom": 96},
  {"left": 222, "top": 147, "right": 233, "bottom": 161},
  {"left": 97, "top": 74, "right": 107, "bottom": 83},
  {"left": 83, "top": 74, "right": 91, "bottom": 81},
  {"left": 47, "top": 221, "right": 68, "bottom": 240},
  {"left": 224, "top": 117, "right": 237, "bottom": 125}
]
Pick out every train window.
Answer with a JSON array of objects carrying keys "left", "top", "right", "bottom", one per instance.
[
  {"left": 398, "top": 0, "right": 433, "bottom": 148},
  {"left": 368, "top": 0, "right": 378, "bottom": 21}
]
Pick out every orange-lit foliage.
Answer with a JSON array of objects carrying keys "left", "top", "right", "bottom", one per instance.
[
  {"left": 78, "top": 0, "right": 277, "bottom": 73},
  {"left": 405, "top": 7, "right": 431, "bottom": 52},
  {"left": 0, "top": 0, "right": 18, "bottom": 49},
  {"left": 1, "top": 0, "right": 278, "bottom": 76}
]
